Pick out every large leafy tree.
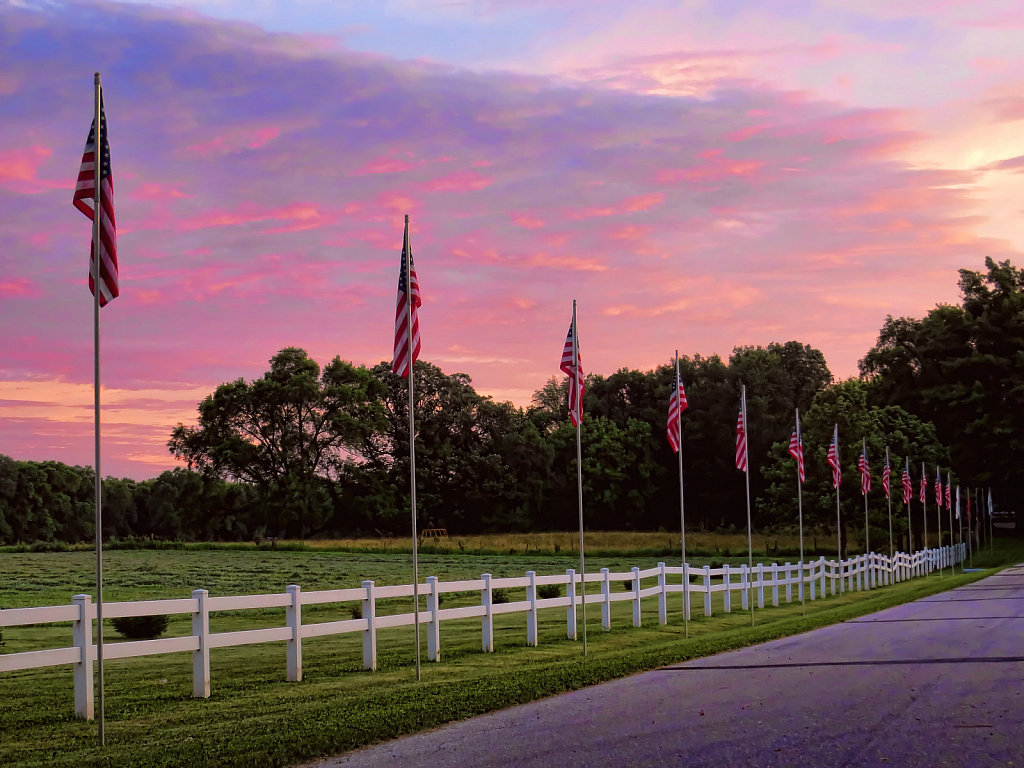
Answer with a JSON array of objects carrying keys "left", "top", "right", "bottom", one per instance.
[
  {"left": 760, "top": 379, "right": 949, "bottom": 557},
  {"left": 168, "top": 348, "right": 384, "bottom": 536},
  {"left": 860, "top": 258, "right": 1024, "bottom": 507}
]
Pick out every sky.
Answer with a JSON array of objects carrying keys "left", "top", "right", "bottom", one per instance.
[{"left": 1, "top": 0, "right": 1022, "bottom": 479}]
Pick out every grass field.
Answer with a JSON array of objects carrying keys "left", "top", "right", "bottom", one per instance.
[{"left": 1, "top": 536, "right": 1020, "bottom": 768}]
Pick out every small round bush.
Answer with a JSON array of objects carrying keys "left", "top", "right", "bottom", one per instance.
[
  {"left": 536, "top": 584, "right": 561, "bottom": 600},
  {"left": 491, "top": 588, "right": 510, "bottom": 604},
  {"left": 111, "top": 615, "right": 169, "bottom": 640},
  {"left": 349, "top": 602, "right": 362, "bottom": 620}
]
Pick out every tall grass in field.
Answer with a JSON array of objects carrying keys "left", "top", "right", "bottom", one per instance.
[{"left": 299, "top": 530, "right": 836, "bottom": 557}]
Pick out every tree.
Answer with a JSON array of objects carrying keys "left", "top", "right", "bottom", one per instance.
[
  {"left": 168, "top": 348, "right": 384, "bottom": 537},
  {"left": 860, "top": 258, "right": 1024, "bottom": 508},
  {"left": 760, "top": 379, "right": 948, "bottom": 557}
]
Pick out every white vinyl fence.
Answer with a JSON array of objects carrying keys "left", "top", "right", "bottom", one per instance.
[{"left": 0, "top": 543, "right": 965, "bottom": 720}]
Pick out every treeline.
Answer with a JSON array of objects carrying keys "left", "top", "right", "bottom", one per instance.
[{"left": 2, "top": 258, "right": 1020, "bottom": 547}]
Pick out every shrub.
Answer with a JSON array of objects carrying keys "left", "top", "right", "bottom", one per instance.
[
  {"left": 536, "top": 584, "right": 561, "bottom": 600},
  {"left": 111, "top": 615, "right": 169, "bottom": 640},
  {"left": 491, "top": 588, "right": 510, "bottom": 604},
  {"left": 0, "top": 626, "right": 5, "bottom": 651},
  {"left": 622, "top": 580, "right": 634, "bottom": 592},
  {"left": 349, "top": 603, "right": 362, "bottom": 620}
]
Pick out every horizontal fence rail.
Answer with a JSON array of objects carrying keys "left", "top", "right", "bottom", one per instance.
[{"left": 0, "top": 543, "right": 965, "bottom": 720}]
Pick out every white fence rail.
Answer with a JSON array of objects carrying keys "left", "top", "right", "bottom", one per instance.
[{"left": 0, "top": 543, "right": 965, "bottom": 720}]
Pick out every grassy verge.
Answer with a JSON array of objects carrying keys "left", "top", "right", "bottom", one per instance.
[{"left": 1, "top": 539, "right": 1020, "bottom": 768}]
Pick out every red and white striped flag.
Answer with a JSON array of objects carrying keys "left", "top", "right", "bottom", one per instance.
[
  {"left": 859, "top": 448, "right": 871, "bottom": 495},
  {"left": 73, "top": 95, "right": 119, "bottom": 305},
  {"left": 392, "top": 218, "right": 421, "bottom": 378},
  {"left": 935, "top": 470, "right": 943, "bottom": 509},
  {"left": 735, "top": 399, "right": 748, "bottom": 472},
  {"left": 827, "top": 427, "right": 841, "bottom": 489},
  {"left": 945, "top": 472, "right": 952, "bottom": 510},
  {"left": 559, "top": 320, "right": 584, "bottom": 426},
  {"left": 666, "top": 370, "right": 687, "bottom": 453},
  {"left": 902, "top": 461, "right": 912, "bottom": 506},
  {"left": 920, "top": 463, "right": 927, "bottom": 504},
  {"left": 882, "top": 451, "right": 891, "bottom": 499},
  {"left": 788, "top": 427, "right": 805, "bottom": 483}
]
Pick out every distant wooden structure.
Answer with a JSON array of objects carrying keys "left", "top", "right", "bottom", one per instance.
[{"left": 421, "top": 528, "right": 449, "bottom": 539}]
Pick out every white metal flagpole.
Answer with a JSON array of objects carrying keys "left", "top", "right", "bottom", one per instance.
[
  {"left": 742, "top": 385, "right": 753, "bottom": 627},
  {"left": 573, "top": 300, "right": 587, "bottom": 655},
  {"left": 920, "top": 460, "right": 928, "bottom": 575},
  {"left": 947, "top": 471, "right": 954, "bottom": 573},
  {"left": 886, "top": 447, "right": 893, "bottom": 559},
  {"left": 676, "top": 351, "right": 688, "bottom": 637},
  {"left": 796, "top": 408, "right": 805, "bottom": 614},
  {"left": 91, "top": 71, "right": 106, "bottom": 748},
  {"left": 835, "top": 425, "right": 842, "bottom": 594},
  {"left": 404, "top": 216, "right": 421, "bottom": 682},
  {"left": 862, "top": 438, "right": 870, "bottom": 564}
]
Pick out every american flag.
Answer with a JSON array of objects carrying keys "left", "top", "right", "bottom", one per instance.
[
  {"left": 73, "top": 94, "right": 119, "bottom": 306},
  {"left": 945, "top": 472, "right": 952, "bottom": 510},
  {"left": 666, "top": 370, "right": 687, "bottom": 453},
  {"left": 858, "top": 448, "right": 871, "bottom": 495},
  {"left": 559, "top": 320, "right": 583, "bottom": 426},
  {"left": 955, "top": 485, "right": 960, "bottom": 519},
  {"left": 902, "top": 461, "right": 912, "bottom": 506},
  {"left": 392, "top": 217, "right": 421, "bottom": 378},
  {"left": 935, "top": 470, "right": 943, "bottom": 509},
  {"left": 920, "top": 463, "right": 927, "bottom": 504},
  {"left": 788, "top": 426, "right": 805, "bottom": 483},
  {"left": 735, "top": 398, "right": 748, "bottom": 472},
  {"left": 827, "top": 427, "right": 841, "bottom": 489},
  {"left": 882, "top": 451, "right": 891, "bottom": 499}
]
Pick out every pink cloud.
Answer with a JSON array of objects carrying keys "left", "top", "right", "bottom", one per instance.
[
  {"left": 512, "top": 215, "right": 546, "bottom": 229},
  {"left": 420, "top": 171, "right": 493, "bottom": 192},
  {"left": 621, "top": 193, "right": 664, "bottom": 212}
]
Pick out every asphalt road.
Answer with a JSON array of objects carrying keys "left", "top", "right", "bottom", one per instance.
[{"left": 316, "top": 566, "right": 1024, "bottom": 768}]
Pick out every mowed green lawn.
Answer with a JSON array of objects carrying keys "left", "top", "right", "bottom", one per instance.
[{"left": 1, "top": 541, "right": 1019, "bottom": 768}]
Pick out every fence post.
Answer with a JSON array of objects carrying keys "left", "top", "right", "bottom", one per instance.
[
  {"left": 740, "top": 565, "right": 749, "bottom": 611},
  {"left": 482, "top": 573, "right": 494, "bottom": 653},
  {"left": 632, "top": 566, "right": 641, "bottom": 627},
  {"left": 362, "top": 580, "right": 377, "bottom": 671},
  {"left": 191, "top": 589, "right": 210, "bottom": 698},
  {"left": 809, "top": 562, "right": 816, "bottom": 601},
  {"left": 683, "top": 562, "right": 691, "bottom": 621},
  {"left": 526, "top": 571, "right": 538, "bottom": 647},
  {"left": 601, "top": 568, "right": 611, "bottom": 630},
  {"left": 757, "top": 564, "right": 765, "bottom": 609},
  {"left": 72, "top": 594, "right": 94, "bottom": 720},
  {"left": 723, "top": 565, "right": 731, "bottom": 613},
  {"left": 427, "top": 576, "right": 440, "bottom": 661},
  {"left": 566, "top": 569, "right": 577, "bottom": 640},
  {"left": 772, "top": 563, "right": 780, "bottom": 607},
  {"left": 823, "top": 557, "right": 830, "bottom": 597},
  {"left": 703, "top": 565, "right": 712, "bottom": 617},
  {"left": 658, "top": 563, "right": 667, "bottom": 625},
  {"left": 286, "top": 585, "right": 302, "bottom": 682}
]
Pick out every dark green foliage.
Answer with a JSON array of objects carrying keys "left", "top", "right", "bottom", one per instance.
[
  {"left": 490, "top": 588, "right": 510, "bottom": 604},
  {"left": 536, "top": 584, "right": 561, "bottom": 599},
  {"left": 860, "top": 257, "right": 1024, "bottom": 509},
  {"left": 348, "top": 603, "right": 362, "bottom": 620},
  {"left": 110, "top": 615, "right": 170, "bottom": 640}
]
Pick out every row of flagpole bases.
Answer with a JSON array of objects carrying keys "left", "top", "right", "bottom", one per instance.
[{"left": 75, "top": 77, "right": 997, "bottom": 746}]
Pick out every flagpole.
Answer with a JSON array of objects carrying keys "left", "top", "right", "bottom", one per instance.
[
  {"left": 968, "top": 487, "right": 973, "bottom": 568},
  {"left": 91, "top": 71, "right": 106, "bottom": 748},
  {"left": 920, "top": 461, "right": 928, "bottom": 576},
  {"left": 835, "top": 425, "right": 842, "bottom": 594},
  {"left": 957, "top": 486, "right": 964, "bottom": 573},
  {"left": 573, "top": 300, "right": 587, "bottom": 655},
  {"left": 947, "top": 472, "right": 953, "bottom": 575},
  {"left": 404, "top": 215, "right": 421, "bottom": 682},
  {"left": 862, "top": 439, "right": 870, "bottom": 570},
  {"left": 796, "top": 408, "right": 804, "bottom": 614},
  {"left": 676, "top": 352, "right": 689, "bottom": 637},
  {"left": 886, "top": 448, "right": 892, "bottom": 559},
  {"left": 742, "top": 385, "right": 753, "bottom": 627},
  {"left": 988, "top": 488, "right": 994, "bottom": 554}
]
